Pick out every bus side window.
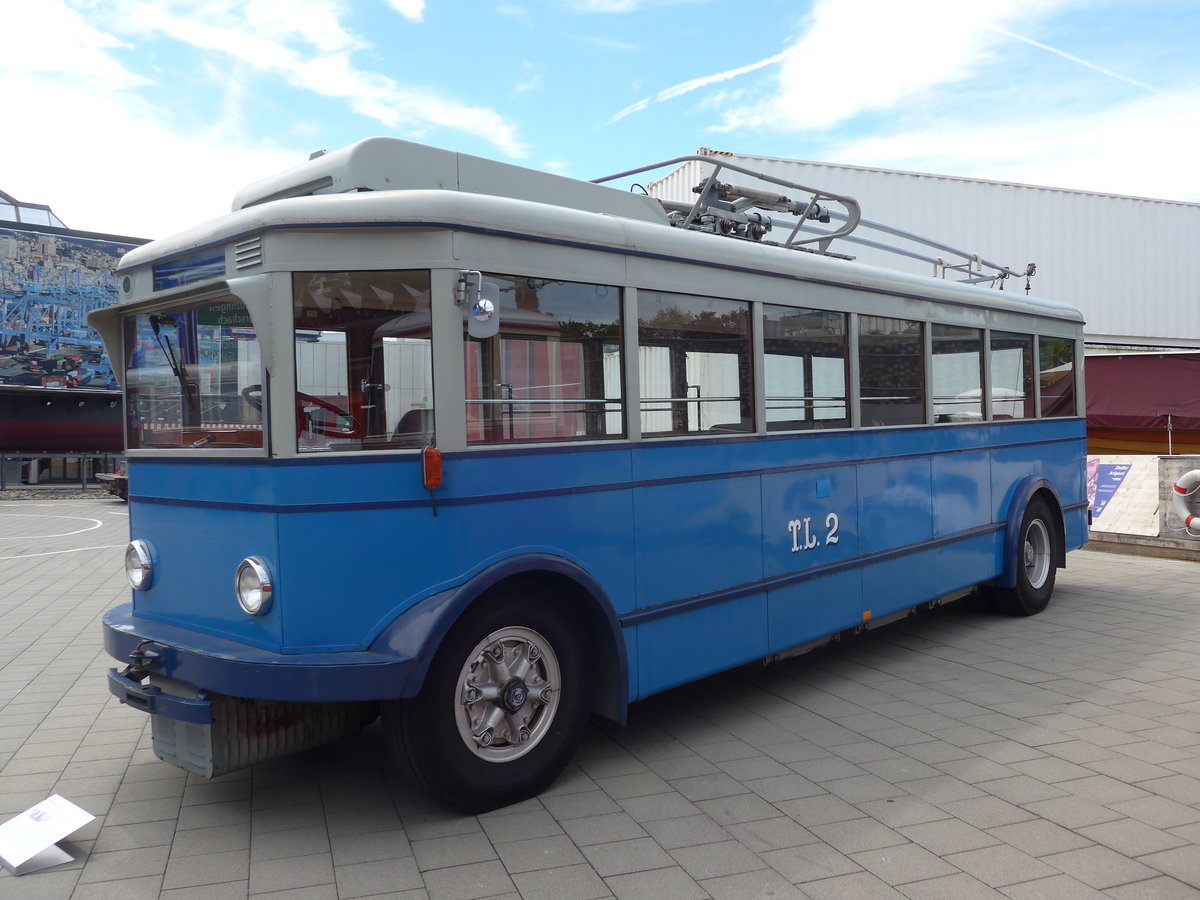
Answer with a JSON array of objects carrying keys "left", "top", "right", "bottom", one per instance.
[
  {"left": 859, "top": 316, "right": 925, "bottom": 427},
  {"left": 932, "top": 324, "right": 983, "bottom": 423},
  {"left": 1038, "top": 336, "right": 1076, "bottom": 417},
  {"left": 638, "top": 291, "right": 751, "bottom": 436},
  {"left": 293, "top": 270, "right": 433, "bottom": 451},
  {"left": 464, "top": 276, "right": 623, "bottom": 444},
  {"left": 990, "top": 331, "right": 1035, "bottom": 419},
  {"left": 763, "top": 305, "right": 847, "bottom": 431}
]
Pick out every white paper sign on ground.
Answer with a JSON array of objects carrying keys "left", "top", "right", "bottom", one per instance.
[{"left": 0, "top": 795, "right": 95, "bottom": 876}]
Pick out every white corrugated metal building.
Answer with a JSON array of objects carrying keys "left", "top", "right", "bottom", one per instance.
[{"left": 646, "top": 150, "right": 1200, "bottom": 349}]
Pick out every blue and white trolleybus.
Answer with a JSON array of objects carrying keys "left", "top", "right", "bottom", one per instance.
[{"left": 94, "top": 139, "right": 1088, "bottom": 812}]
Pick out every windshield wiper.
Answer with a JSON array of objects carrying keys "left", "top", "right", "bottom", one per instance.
[{"left": 151, "top": 315, "right": 196, "bottom": 412}]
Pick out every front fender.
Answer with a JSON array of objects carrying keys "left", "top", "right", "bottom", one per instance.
[{"left": 369, "top": 553, "right": 629, "bottom": 721}]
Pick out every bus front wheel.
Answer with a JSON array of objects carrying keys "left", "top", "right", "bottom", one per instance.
[
  {"left": 383, "top": 592, "right": 591, "bottom": 813},
  {"left": 994, "top": 497, "right": 1058, "bottom": 616}
]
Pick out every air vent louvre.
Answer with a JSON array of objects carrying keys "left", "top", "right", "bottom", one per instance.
[{"left": 234, "top": 237, "right": 263, "bottom": 269}]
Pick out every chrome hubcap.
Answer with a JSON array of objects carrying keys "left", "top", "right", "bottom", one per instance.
[
  {"left": 1023, "top": 519, "right": 1051, "bottom": 589},
  {"left": 455, "top": 626, "right": 560, "bottom": 762}
]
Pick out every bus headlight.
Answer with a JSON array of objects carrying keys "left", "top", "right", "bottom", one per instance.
[
  {"left": 235, "top": 557, "right": 274, "bottom": 615},
  {"left": 125, "top": 540, "right": 154, "bottom": 590}
]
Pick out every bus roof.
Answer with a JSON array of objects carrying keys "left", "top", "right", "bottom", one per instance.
[
  {"left": 117, "top": 139, "right": 1084, "bottom": 327},
  {"left": 231, "top": 138, "right": 668, "bottom": 226}
]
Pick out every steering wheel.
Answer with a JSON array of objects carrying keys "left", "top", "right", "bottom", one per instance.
[
  {"left": 241, "top": 384, "right": 264, "bottom": 411},
  {"left": 241, "top": 384, "right": 362, "bottom": 440}
]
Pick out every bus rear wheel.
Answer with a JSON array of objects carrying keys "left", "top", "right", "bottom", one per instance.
[
  {"left": 994, "top": 497, "right": 1058, "bottom": 616},
  {"left": 384, "top": 592, "right": 591, "bottom": 813}
]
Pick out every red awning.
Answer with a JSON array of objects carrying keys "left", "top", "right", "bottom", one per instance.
[{"left": 1086, "top": 353, "right": 1200, "bottom": 430}]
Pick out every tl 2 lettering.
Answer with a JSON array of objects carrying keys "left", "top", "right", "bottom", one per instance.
[{"left": 788, "top": 512, "right": 840, "bottom": 553}]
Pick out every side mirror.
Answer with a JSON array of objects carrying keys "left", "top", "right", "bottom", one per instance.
[{"left": 460, "top": 272, "right": 501, "bottom": 339}]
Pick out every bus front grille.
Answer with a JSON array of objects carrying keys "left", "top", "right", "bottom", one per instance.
[{"left": 152, "top": 694, "right": 379, "bottom": 778}]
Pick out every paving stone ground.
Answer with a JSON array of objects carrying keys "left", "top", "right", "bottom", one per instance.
[{"left": 3, "top": 497, "right": 1200, "bottom": 898}]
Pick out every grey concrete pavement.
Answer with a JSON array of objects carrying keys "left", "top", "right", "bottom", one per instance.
[{"left": 3, "top": 498, "right": 1200, "bottom": 898}]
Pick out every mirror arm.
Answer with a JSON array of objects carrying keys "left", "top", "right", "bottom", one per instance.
[{"left": 455, "top": 270, "right": 483, "bottom": 308}]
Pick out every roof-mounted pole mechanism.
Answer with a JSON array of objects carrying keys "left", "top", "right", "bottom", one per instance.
[
  {"left": 593, "top": 155, "right": 861, "bottom": 252},
  {"left": 593, "top": 154, "right": 1036, "bottom": 291}
]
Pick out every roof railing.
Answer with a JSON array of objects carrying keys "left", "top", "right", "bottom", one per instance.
[
  {"left": 593, "top": 155, "right": 1035, "bottom": 290},
  {"left": 593, "top": 155, "right": 861, "bottom": 254}
]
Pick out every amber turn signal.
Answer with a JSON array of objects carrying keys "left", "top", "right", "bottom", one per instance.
[{"left": 422, "top": 444, "right": 443, "bottom": 490}]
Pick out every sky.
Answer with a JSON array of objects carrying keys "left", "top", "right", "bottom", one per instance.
[{"left": 4, "top": 0, "right": 1199, "bottom": 240}]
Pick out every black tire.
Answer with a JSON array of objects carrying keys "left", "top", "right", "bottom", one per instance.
[
  {"left": 383, "top": 589, "right": 592, "bottom": 813},
  {"left": 993, "top": 497, "right": 1058, "bottom": 616}
]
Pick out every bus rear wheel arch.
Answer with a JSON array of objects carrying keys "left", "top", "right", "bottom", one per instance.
[
  {"left": 383, "top": 584, "right": 595, "bottom": 813},
  {"left": 992, "top": 494, "right": 1061, "bottom": 616}
]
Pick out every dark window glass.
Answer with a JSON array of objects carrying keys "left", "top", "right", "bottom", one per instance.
[
  {"left": 638, "top": 291, "right": 751, "bottom": 435},
  {"left": 1039, "top": 336, "right": 1076, "bottom": 417},
  {"left": 763, "top": 305, "right": 847, "bottom": 430},
  {"left": 153, "top": 249, "right": 225, "bottom": 291},
  {"left": 859, "top": 316, "right": 925, "bottom": 426}
]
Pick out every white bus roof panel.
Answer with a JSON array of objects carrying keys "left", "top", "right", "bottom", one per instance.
[{"left": 232, "top": 137, "right": 667, "bottom": 226}]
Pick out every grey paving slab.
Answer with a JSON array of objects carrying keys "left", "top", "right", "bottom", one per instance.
[
  {"left": 579, "top": 836, "right": 672, "bottom": 877},
  {"left": 694, "top": 791, "right": 781, "bottom": 826},
  {"left": 509, "top": 862, "right": 612, "bottom": 900},
  {"left": 898, "top": 818, "right": 1001, "bottom": 856},
  {"left": 700, "top": 867, "right": 807, "bottom": 899},
  {"left": 722, "top": 816, "right": 815, "bottom": 853},
  {"left": 496, "top": 833, "right": 586, "bottom": 874},
  {"left": 5, "top": 507, "right": 1200, "bottom": 898},
  {"left": 667, "top": 839, "right": 766, "bottom": 881}
]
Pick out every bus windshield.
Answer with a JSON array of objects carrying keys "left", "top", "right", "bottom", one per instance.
[{"left": 123, "top": 297, "right": 264, "bottom": 450}]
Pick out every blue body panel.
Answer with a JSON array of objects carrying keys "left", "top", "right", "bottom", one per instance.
[{"left": 115, "top": 418, "right": 1087, "bottom": 709}]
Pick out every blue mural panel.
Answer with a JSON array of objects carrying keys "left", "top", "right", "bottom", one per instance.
[{"left": 1, "top": 225, "right": 143, "bottom": 390}]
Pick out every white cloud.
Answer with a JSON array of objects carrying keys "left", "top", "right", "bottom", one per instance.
[
  {"left": 5, "top": 0, "right": 147, "bottom": 90},
  {"left": 114, "top": 0, "right": 526, "bottom": 157},
  {"left": 561, "top": 0, "right": 676, "bottom": 9},
  {"left": 569, "top": 33, "right": 641, "bottom": 52},
  {"left": 0, "top": 69, "right": 298, "bottom": 237},
  {"left": 831, "top": 87, "right": 1200, "bottom": 202},
  {"left": 0, "top": 0, "right": 528, "bottom": 237},
  {"left": 384, "top": 0, "right": 426, "bottom": 22},
  {"left": 988, "top": 25, "right": 1160, "bottom": 94},
  {"left": 240, "top": 0, "right": 368, "bottom": 54},
  {"left": 513, "top": 61, "right": 542, "bottom": 96},
  {"left": 563, "top": 0, "right": 702, "bottom": 11},
  {"left": 609, "top": 45, "right": 796, "bottom": 124},
  {"left": 497, "top": 4, "right": 533, "bottom": 22},
  {"left": 717, "top": 0, "right": 1076, "bottom": 133},
  {"left": 610, "top": 0, "right": 1091, "bottom": 132},
  {"left": 566, "top": 0, "right": 641, "bottom": 9}
]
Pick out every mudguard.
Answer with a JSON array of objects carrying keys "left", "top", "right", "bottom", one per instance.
[
  {"left": 996, "top": 476, "right": 1064, "bottom": 589},
  {"left": 369, "top": 553, "right": 630, "bottom": 722}
]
